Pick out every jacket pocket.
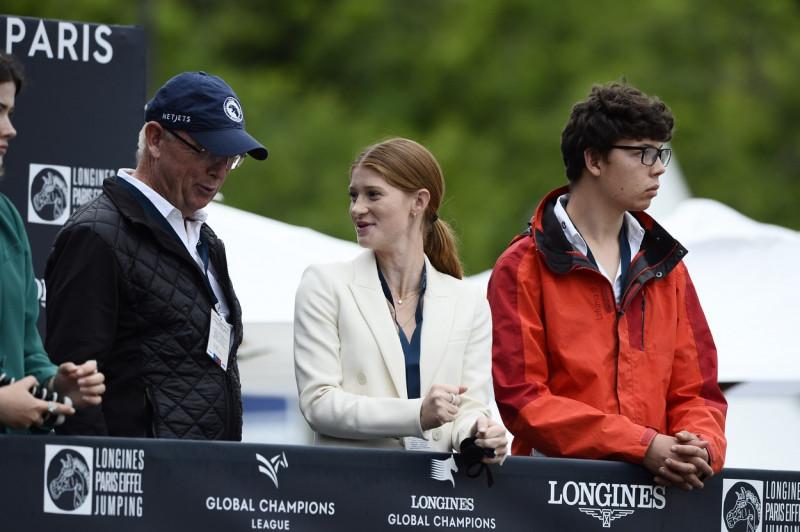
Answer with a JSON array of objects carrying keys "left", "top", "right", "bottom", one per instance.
[
  {"left": 144, "top": 387, "right": 161, "bottom": 438},
  {"left": 626, "top": 293, "right": 645, "bottom": 351}
]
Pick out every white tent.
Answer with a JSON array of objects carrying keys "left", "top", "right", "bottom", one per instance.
[
  {"left": 204, "top": 202, "right": 362, "bottom": 325},
  {"left": 658, "top": 198, "right": 800, "bottom": 382}
]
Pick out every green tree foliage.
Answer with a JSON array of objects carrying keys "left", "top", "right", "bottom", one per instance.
[{"left": 5, "top": 0, "right": 800, "bottom": 272}]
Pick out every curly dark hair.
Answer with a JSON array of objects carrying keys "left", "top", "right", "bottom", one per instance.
[{"left": 560, "top": 80, "right": 674, "bottom": 182}]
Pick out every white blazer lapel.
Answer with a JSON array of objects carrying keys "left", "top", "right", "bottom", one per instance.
[
  {"left": 349, "top": 251, "right": 408, "bottom": 398},
  {"left": 419, "top": 257, "right": 457, "bottom": 394}
]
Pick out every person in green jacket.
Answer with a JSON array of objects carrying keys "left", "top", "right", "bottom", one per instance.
[{"left": 0, "top": 51, "right": 105, "bottom": 433}]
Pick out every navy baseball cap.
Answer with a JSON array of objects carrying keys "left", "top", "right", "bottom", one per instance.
[{"left": 144, "top": 71, "right": 268, "bottom": 160}]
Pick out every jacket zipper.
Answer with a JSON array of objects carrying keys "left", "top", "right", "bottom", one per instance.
[{"left": 640, "top": 294, "right": 646, "bottom": 351}]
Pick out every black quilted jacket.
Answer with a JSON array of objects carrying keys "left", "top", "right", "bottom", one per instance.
[{"left": 45, "top": 177, "right": 243, "bottom": 440}]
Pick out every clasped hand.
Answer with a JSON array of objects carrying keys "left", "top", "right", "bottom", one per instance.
[{"left": 644, "top": 430, "right": 713, "bottom": 491}]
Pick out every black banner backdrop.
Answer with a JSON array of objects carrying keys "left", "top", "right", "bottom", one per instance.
[
  {"left": 1, "top": 434, "right": 798, "bottom": 531},
  {"left": 0, "top": 14, "right": 145, "bottom": 336}
]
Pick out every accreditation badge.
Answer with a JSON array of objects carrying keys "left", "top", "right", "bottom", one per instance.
[
  {"left": 206, "top": 309, "right": 232, "bottom": 371},
  {"left": 403, "top": 436, "right": 433, "bottom": 451}
]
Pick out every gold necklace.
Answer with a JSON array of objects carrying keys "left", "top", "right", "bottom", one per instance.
[
  {"left": 399, "top": 311, "right": 416, "bottom": 329},
  {"left": 396, "top": 291, "right": 419, "bottom": 305},
  {"left": 386, "top": 300, "right": 418, "bottom": 329}
]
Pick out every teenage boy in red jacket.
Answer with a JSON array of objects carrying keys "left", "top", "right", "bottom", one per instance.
[{"left": 488, "top": 80, "right": 727, "bottom": 491}]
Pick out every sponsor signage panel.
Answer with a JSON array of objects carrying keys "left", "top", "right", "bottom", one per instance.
[
  {"left": 1, "top": 435, "right": 800, "bottom": 530},
  {"left": 0, "top": 14, "right": 145, "bottom": 336}
]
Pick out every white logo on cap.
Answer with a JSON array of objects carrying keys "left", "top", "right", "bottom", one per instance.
[{"left": 223, "top": 97, "right": 243, "bottom": 123}]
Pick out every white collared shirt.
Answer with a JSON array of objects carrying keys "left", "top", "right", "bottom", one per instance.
[
  {"left": 553, "top": 193, "right": 644, "bottom": 303},
  {"left": 117, "top": 169, "right": 231, "bottom": 319}
]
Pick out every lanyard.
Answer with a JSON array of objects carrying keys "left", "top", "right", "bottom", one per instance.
[
  {"left": 194, "top": 232, "right": 219, "bottom": 306},
  {"left": 619, "top": 222, "right": 631, "bottom": 284}
]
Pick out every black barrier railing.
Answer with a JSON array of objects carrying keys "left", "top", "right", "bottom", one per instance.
[{"left": 1, "top": 434, "right": 796, "bottom": 531}]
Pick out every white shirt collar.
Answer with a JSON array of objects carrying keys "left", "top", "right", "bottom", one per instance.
[
  {"left": 553, "top": 193, "right": 588, "bottom": 255},
  {"left": 117, "top": 169, "right": 208, "bottom": 224},
  {"left": 553, "top": 193, "right": 644, "bottom": 254},
  {"left": 553, "top": 193, "right": 645, "bottom": 302}
]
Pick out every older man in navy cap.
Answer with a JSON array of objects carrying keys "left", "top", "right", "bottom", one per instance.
[{"left": 44, "top": 72, "right": 267, "bottom": 440}]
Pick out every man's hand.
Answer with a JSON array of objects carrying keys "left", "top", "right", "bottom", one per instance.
[
  {"left": 644, "top": 432, "right": 712, "bottom": 491},
  {"left": 53, "top": 360, "right": 106, "bottom": 408},
  {"left": 670, "top": 430, "right": 713, "bottom": 479}
]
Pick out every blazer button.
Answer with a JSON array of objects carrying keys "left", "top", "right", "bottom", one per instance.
[
  {"left": 432, "top": 428, "right": 442, "bottom": 441},
  {"left": 357, "top": 372, "right": 367, "bottom": 385}
]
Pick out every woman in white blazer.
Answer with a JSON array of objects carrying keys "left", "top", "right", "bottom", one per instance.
[{"left": 294, "top": 138, "right": 507, "bottom": 464}]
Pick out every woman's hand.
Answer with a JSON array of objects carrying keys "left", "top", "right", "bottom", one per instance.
[
  {"left": 472, "top": 417, "right": 509, "bottom": 465},
  {"left": 0, "top": 376, "right": 74, "bottom": 429},
  {"left": 420, "top": 383, "right": 467, "bottom": 431}
]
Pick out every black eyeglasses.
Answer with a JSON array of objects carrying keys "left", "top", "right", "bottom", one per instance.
[
  {"left": 610, "top": 145, "right": 672, "bottom": 167},
  {"left": 165, "top": 129, "right": 247, "bottom": 170}
]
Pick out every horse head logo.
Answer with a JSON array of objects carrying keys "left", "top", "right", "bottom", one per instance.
[
  {"left": 725, "top": 486, "right": 762, "bottom": 532},
  {"left": 49, "top": 453, "right": 91, "bottom": 510},
  {"left": 430, "top": 457, "right": 459, "bottom": 487},
  {"left": 32, "top": 169, "right": 68, "bottom": 221}
]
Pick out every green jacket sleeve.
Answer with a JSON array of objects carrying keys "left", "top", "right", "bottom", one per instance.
[{"left": 0, "top": 193, "right": 57, "bottom": 384}]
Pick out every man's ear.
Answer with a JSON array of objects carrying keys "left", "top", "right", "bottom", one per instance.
[
  {"left": 145, "top": 122, "right": 165, "bottom": 158},
  {"left": 584, "top": 147, "right": 602, "bottom": 177}
]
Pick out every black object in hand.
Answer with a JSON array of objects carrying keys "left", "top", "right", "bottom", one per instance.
[
  {"left": 0, "top": 373, "right": 72, "bottom": 426},
  {"left": 458, "top": 436, "right": 496, "bottom": 487}
]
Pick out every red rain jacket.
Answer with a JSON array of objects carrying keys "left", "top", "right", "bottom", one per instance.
[{"left": 488, "top": 186, "right": 727, "bottom": 472}]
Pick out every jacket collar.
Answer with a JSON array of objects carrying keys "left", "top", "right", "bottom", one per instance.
[
  {"left": 527, "top": 186, "right": 689, "bottom": 309},
  {"left": 101, "top": 176, "right": 233, "bottom": 315},
  {"left": 349, "top": 250, "right": 458, "bottom": 398},
  {"left": 103, "top": 176, "right": 187, "bottom": 254}
]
